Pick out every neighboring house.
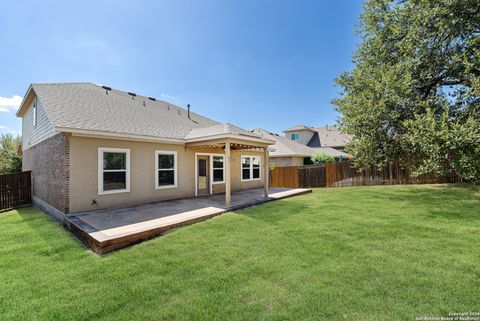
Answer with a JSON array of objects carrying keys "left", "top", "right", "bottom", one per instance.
[
  {"left": 252, "top": 129, "right": 316, "bottom": 167},
  {"left": 252, "top": 128, "right": 351, "bottom": 167},
  {"left": 283, "top": 124, "right": 352, "bottom": 152},
  {"left": 16, "top": 83, "right": 274, "bottom": 221}
]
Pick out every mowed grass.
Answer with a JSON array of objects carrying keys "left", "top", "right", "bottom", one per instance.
[{"left": 1, "top": 185, "right": 479, "bottom": 321}]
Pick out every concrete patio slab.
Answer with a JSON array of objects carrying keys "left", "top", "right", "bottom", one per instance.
[{"left": 65, "top": 187, "right": 311, "bottom": 254}]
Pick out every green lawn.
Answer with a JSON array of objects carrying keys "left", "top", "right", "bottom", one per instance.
[{"left": 1, "top": 184, "right": 479, "bottom": 321}]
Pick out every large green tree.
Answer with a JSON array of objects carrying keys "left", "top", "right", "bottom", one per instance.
[
  {"left": 0, "top": 133, "right": 22, "bottom": 173},
  {"left": 334, "top": 0, "right": 480, "bottom": 181}
]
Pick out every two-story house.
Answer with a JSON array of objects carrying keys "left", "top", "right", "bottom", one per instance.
[
  {"left": 283, "top": 125, "right": 352, "bottom": 152},
  {"left": 252, "top": 125, "right": 352, "bottom": 167}
]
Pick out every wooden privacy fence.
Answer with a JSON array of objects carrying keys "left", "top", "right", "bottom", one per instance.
[
  {"left": 270, "top": 166, "right": 299, "bottom": 188},
  {"left": 270, "top": 165, "right": 326, "bottom": 188},
  {"left": 0, "top": 171, "right": 32, "bottom": 212},
  {"left": 270, "top": 161, "right": 460, "bottom": 188},
  {"left": 325, "top": 161, "right": 460, "bottom": 187},
  {"left": 298, "top": 165, "right": 327, "bottom": 187}
]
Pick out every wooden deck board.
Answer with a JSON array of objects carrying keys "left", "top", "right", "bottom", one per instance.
[{"left": 64, "top": 188, "right": 311, "bottom": 254}]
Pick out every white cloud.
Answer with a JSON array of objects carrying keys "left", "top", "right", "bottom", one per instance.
[
  {"left": 0, "top": 95, "right": 23, "bottom": 112},
  {"left": 0, "top": 125, "right": 7, "bottom": 129}
]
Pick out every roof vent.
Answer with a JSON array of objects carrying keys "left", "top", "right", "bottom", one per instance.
[
  {"left": 102, "top": 85, "right": 112, "bottom": 94},
  {"left": 187, "top": 104, "right": 191, "bottom": 119},
  {"left": 148, "top": 97, "right": 156, "bottom": 101},
  {"left": 143, "top": 100, "right": 146, "bottom": 107},
  {"left": 128, "top": 92, "right": 137, "bottom": 98}
]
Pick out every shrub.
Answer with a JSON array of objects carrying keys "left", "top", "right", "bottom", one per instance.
[{"left": 310, "top": 152, "right": 334, "bottom": 165}]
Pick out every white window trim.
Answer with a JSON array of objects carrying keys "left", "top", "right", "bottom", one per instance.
[
  {"left": 98, "top": 147, "right": 130, "bottom": 195},
  {"left": 291, "top": 132, "right": 299, "bottom": 141},
  {"left": 211, "top": 155, "right": 225, "bottom": 185},
  {"left": 194, "top": 153, "right": 225, "bottom": 196},
  {"left": 155, "top": 150, "right": 178, "bottom": 190},
  {"left": 240, "top": 155, "right": 262, "bottom": 182},
  {"left": 32, "top": 98, "right": 37, "bottom": 128}
]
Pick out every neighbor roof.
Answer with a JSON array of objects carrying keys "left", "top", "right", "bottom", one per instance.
[
  {"left": 307, "top": 126, "right": 352, "bottom": 148},
  {"left": 17, "top": 83, "right": 271, "bottom": 144},
  {"left": 252, "top": 129, "right": 316, "bottom": 157},
  {"left": 309, "top": 147, "right": 352, "bottom": 159},
  {"left": 283, "top": 125, "right": 317, "bottom": 133},
  {"left": 253, "top": 128, "right": 352, "bottom": 159}
]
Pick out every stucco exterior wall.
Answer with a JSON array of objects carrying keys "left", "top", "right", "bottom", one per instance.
[
  {"left": 22, "top": 133, "right": 70, "bottom": 213},
  {"left": 270, "top": 156, "right": 304, "bottom": 167},
  {"left": 68, "top": 136, "right": 265, "bottom": 213}
]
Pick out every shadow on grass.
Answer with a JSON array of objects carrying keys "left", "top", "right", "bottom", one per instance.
[
  {"left": 237, "top": 184, "right": 480, "bottom": 224},
  {"left": 233, "top": 195, "right": 315, "bottom": 225},
  {"left": 363, "top": 184, "right": 480, "bottom": 220},
  {"left": 14, "top": 207, "right": 87, "bottom": 256}
]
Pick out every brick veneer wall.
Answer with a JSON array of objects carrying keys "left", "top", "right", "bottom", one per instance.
[{"left": 22, "top": 133, "right": 70, "bottom": 214}]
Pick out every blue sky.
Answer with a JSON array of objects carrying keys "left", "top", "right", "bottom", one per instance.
[{"left": 0, "top": 0, "right": 362, "bottom": 136}]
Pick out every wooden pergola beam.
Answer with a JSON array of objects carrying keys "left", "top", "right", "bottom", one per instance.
[{"left": 185, "top": 138, "right": 271, "bottom": 207}]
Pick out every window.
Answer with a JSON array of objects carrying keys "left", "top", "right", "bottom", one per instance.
[
  {"left": 33, "top": 98, "right": 37, "bottom": 127},
  {"left": 98, "top": 148, "right": 130, "bottom": 195},
  {"left": 212, "top": 155, "right": 224, "bottom": 183},
  {"left": 241, "top": 156, "right": 261, "bottom": 181},
  {"left": 155, "top": 151, "right": 177, "bottom": 189},
  {"left": 290, "top": 133, "right": 299, "bottom": 141}
]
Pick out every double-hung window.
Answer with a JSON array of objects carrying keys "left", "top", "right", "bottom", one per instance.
[
  {"left": 212, "top": 155, "right": 225, "bottom": 183},
  {"left": 98, "top": 148, "right": 130, "bottom": 195},
  {"left": 155, "top": 151, "right": 177, "bottom": 189},
  {"left": 290, "top": 133, "right": 299, "bottom": 141},
  {"left": 241, "top": 156, "right": 261, "bottom": 181}
]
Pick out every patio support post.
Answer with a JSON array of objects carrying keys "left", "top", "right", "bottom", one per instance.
[
  {"left": 225, "top": 141, "right": 231, "bottom": 207},
  {"left": 264, "top": 146, "right": 269, "bottom": 198}
]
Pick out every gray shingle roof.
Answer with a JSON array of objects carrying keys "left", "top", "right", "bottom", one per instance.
[
  {"left": 253, "top": 128, "right": 352, "bottom": 159},
  {"left": 283, "top": 125, "right": 316, "bottom": 132},
  {"left": 185, "top": 123, "right": 260, "bottom": 140},
  {"left": 310, "top": 147, "right": 352, "bottom": 158},
  {"left": 28, "top": 83, "right": 265, "bottom": 142},
  {"left": 308, "top": 126, "right": 352, "bottom": 148},
  {"left": 283, "top": 124, "right": 352, "bottom": 148},
  {"left": 252, "top": 129, "right": 317, "bottom": 157}
]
